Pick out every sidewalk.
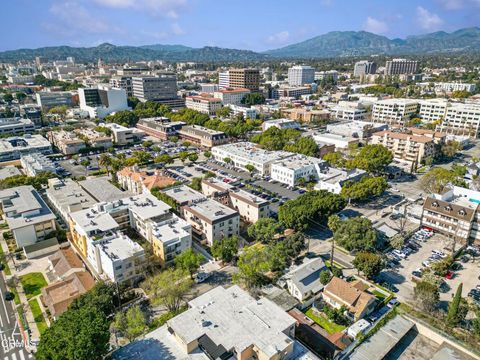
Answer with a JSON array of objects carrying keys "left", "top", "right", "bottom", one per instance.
[{"left": 0, "top": 233, "right": 41, "bottom": 346}]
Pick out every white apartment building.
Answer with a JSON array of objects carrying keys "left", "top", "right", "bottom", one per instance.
[
  {"left": 182, "top": 198, "right": 240, "bottom": 246},
  {"left": 218, "top": 71, "right": 230, "bottom": 89},
  {"left": 201, "top": 178, "right": 270, "bottom": 223},
  {"left": 0, "top": 186, "right": 56, "bottom": 248},
  {"left": 213, "top": 88, "right": 250, "bottom": 106},
  {"left": 371, "top": 99, "right": 419, "bottom": 125},
  {"left": 79, "top": 85, "right": 129, "bottom": 119},
  {"left": 418, "top": 99, "right": 449, "bottom": 122},
  {"left": 20, "top": 153, "right": 56, "bottom": 177},
  {"left": 0, "top": 118, "right": 35, "bottom": 135},
  {"left": 185, "top": 96, "right": 222, "bottom": 115},
  {"left": 288, "top": 65, "right": 315, "bottom": 86},
  {"left": 271, "top": 155, "right": 325, "bottom": 187},
  {"left": 0, "top": 134, "right": 52, "bottom": 162},
  {"left": 211, "top": 142, "right": 293, "bottom": 176},
  {"left": 89, "top": 232, "right": 145, "bottom": 284},
  {"left": 103, "top": 123, "right": 144, "bottom": 144}
]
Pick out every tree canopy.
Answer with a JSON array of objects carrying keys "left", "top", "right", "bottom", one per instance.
[
  {"left": 352, "top": 144, "right": 393, "bottom": 174},
  {"left": 278, "top": 190, "right": 346, "bottom": 230},
  {"left": 247, "top": 218, "right": 283, "bottom": 243},
  {"left": 353, "top": 252, "right": 384, "bottom": 279},
  {"left": 333, "top": 217, "right": 377, "bottom": 252},
  {"left": 211, "top": 236, "right": 239, "bottom": 263},
  {"left": 174, "top": 249, "right": 204, "bottom": 278},
  {"left": 340, "top": 176, "right": 388, "bottom": 202}
]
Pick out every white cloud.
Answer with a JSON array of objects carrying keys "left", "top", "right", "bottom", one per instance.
[
  {"left": 363, "top": 17, "right": 388, "bottom": 34},
  {"left": 266, "top": 31, "right": 290, "bottom": 45},
  {"left": 93, "top": 0, "right": 187, "bottom": 18},
  {"left": 49, "top": 1, "right": 114, "bottom": 34},
  {"left": 171, "top": 23, "right": 185, "bottom": 35},
  {"left": 417, "top": 6, "right": 444, "bottom": 31}
]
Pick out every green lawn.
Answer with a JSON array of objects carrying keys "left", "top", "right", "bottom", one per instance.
[
  {"left": 9, "top": 286, "right": 20, "bottom": 305},
  {"left": 305, "top": 308, "right": 346, "bottom": 334},
  {"left": 20, "top": 272, "right": 47, "bottom": 299},
  {"left": 0, "top": 245, "right": 11, "bottom": 276},
  {"left": 372, "top": 290, "right": 387, "bottom": 301},
  {"left": 28, "top": 298, "right": 48, "bottom": 334}
]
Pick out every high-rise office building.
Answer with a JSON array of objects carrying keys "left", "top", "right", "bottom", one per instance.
[
  {"left": 353, "top": 61, "right": 377, "bottom": 77},
  {"left": 385, "top": 59, "right": 418, "bottom": 75},
  {"left": 218, "top": 71, "right": 230, "bottom": 89},
  {"left": 287, "top": 65, "right": 315, "bottom": 86},
  {"left": 132, "top": 74, "right": 178, "bottom": 102},
  {"left": 228, "top": 69, "right": 260, "bottom": 92},
  {"left": 110, "top": 76, "right": 133, "bottom": 97}
]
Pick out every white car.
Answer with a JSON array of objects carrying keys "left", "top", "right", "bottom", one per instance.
[{"left": 392, "top": 250, "right": 406, "bottom": 259}]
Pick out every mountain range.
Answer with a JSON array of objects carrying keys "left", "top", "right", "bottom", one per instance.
[{"left": 1, "top": 27, "right": 480, "bottom": 62}]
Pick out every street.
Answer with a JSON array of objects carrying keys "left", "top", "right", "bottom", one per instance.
[{"left": 0, "top": 271, "right": 33, "bottom": 360}]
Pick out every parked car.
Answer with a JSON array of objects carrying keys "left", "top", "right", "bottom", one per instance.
[
  {"left": 445, "top": 271, "right": 454, "bottom": 280},
  {"left": 387, "top": 298, "right": 400, "bottom": 308}
]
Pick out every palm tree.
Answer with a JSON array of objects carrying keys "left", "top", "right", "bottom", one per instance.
[{"left": 98, "top": 153, "right": 113, "bottom": 174}]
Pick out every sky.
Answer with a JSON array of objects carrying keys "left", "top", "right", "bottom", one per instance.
[{"left": 1, "top": 0, "right": 479, "bottom": 52}]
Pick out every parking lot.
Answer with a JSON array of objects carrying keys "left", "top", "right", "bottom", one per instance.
[{"left": 379, "top": 230, "right": 480, "bottom": 306}]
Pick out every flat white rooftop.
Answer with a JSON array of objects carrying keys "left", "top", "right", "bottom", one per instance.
[
  {"left": 213, "top": 142, "right": 293, "bottom": 165},
  {"left": 163, "top": 185, "right": 205, "bottom": 205},
  {"left": 186, "top": 198, "right": 237, "bottom": 221}
]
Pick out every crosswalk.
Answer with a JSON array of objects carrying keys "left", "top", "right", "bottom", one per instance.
[{"left": 3, "top": 351, "right": 34, "bottom": 360}]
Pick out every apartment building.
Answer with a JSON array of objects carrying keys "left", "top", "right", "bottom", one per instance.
[
  {"left": 213, "top": 88, "right": 250, "bottom": 105},
  {"left": 36, "top": 91, "right": 74, "bottom": 110},
  {"left": 131, "top": 74, "right": 178, "bottom": 102},
  {"left": 89, "top": 232, "right": 145, "bottom": 284},
  {"left": 185, "top": 96, "right": 222, "bottom": 115},
  {"left": 353, "top": 61, "right": 377, "bottom": 77},
  {"left": 162, "top": 185, "right": 206, "bottom": 208},
  {"left": 75, "top": 128, "right": 113, "bottom": 149},
  {"left": 201, "top": 178, "right": 270, "bottom": 223},
  {"left": 228, "top": 69, "right": 260, "bottom": 92},
  {"left": 211, "top": 142, "right": 293, "bottom": 176},
  {"left": 271, "top": 154, "right": 326, "bottom": 187},
  {"left": 371, "top": 130, "right": 436, "bottom": 170},
  {"left": 0, "top": 186, "right": 56, "bottom": 248},
  {"left": 228, "top": 104, "right": 257, "bottom": 119},
  {"left": 48, "top": 130, "right": 86, "bottom": 155},
  {"left": 117, "top": 167, "right": 176, "bottom": 195},
  {"left": 78, "top": 85, "right": 129, "bottom": 119},
  {"left": 288, "top": 65, "right": 315, "bottom": 86},
  {"left": 418, "top": 99, "right": 449, "bottom": 123},
  {"left": 421, "top": 185, "right": 480, "bottom": 245},
  {"left": 20, "top": 153, "right": 56, "bottom": 177},
  {"left": 149, "top": 216, "right": 192, "bottom": 267},
  {"left": 384, "top": 59, "right": 418, "bottom": 75},
  {"left": 182, "top": 197, "right": 239, "bottom": 246},
  {"left": 371, "top": 99, "right": 419, "bottom": 125},
  {"left": 109, "top": 76, "right": 133, "bottom": 97},
  {"left": 136, "top": 117, "right": 185, "bottom": 140},
  {"left": 0, "top": 134, "right": 52, "bottom": 162},
  {"left": 0, "top": 117, "right": 35, "bottom": 135},
  {"left": 282, "top": 108, "right": 331, "bottom": 123},
  {"left": 112, "top": 285, "right": 318, "bottom": 360},
  {"left": 46, "top": 178, "right": 97, "bottom": 226},
  {"left": 178, "top": 125, "right": 229, "bottom": 148},
  {"left": 103, "top": 123, "right": 144, "bottom": 145}
]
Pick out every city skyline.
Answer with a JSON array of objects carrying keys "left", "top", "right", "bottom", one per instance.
[{"left": 2, "top": 0, "right": 480, "bottom": 52}]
